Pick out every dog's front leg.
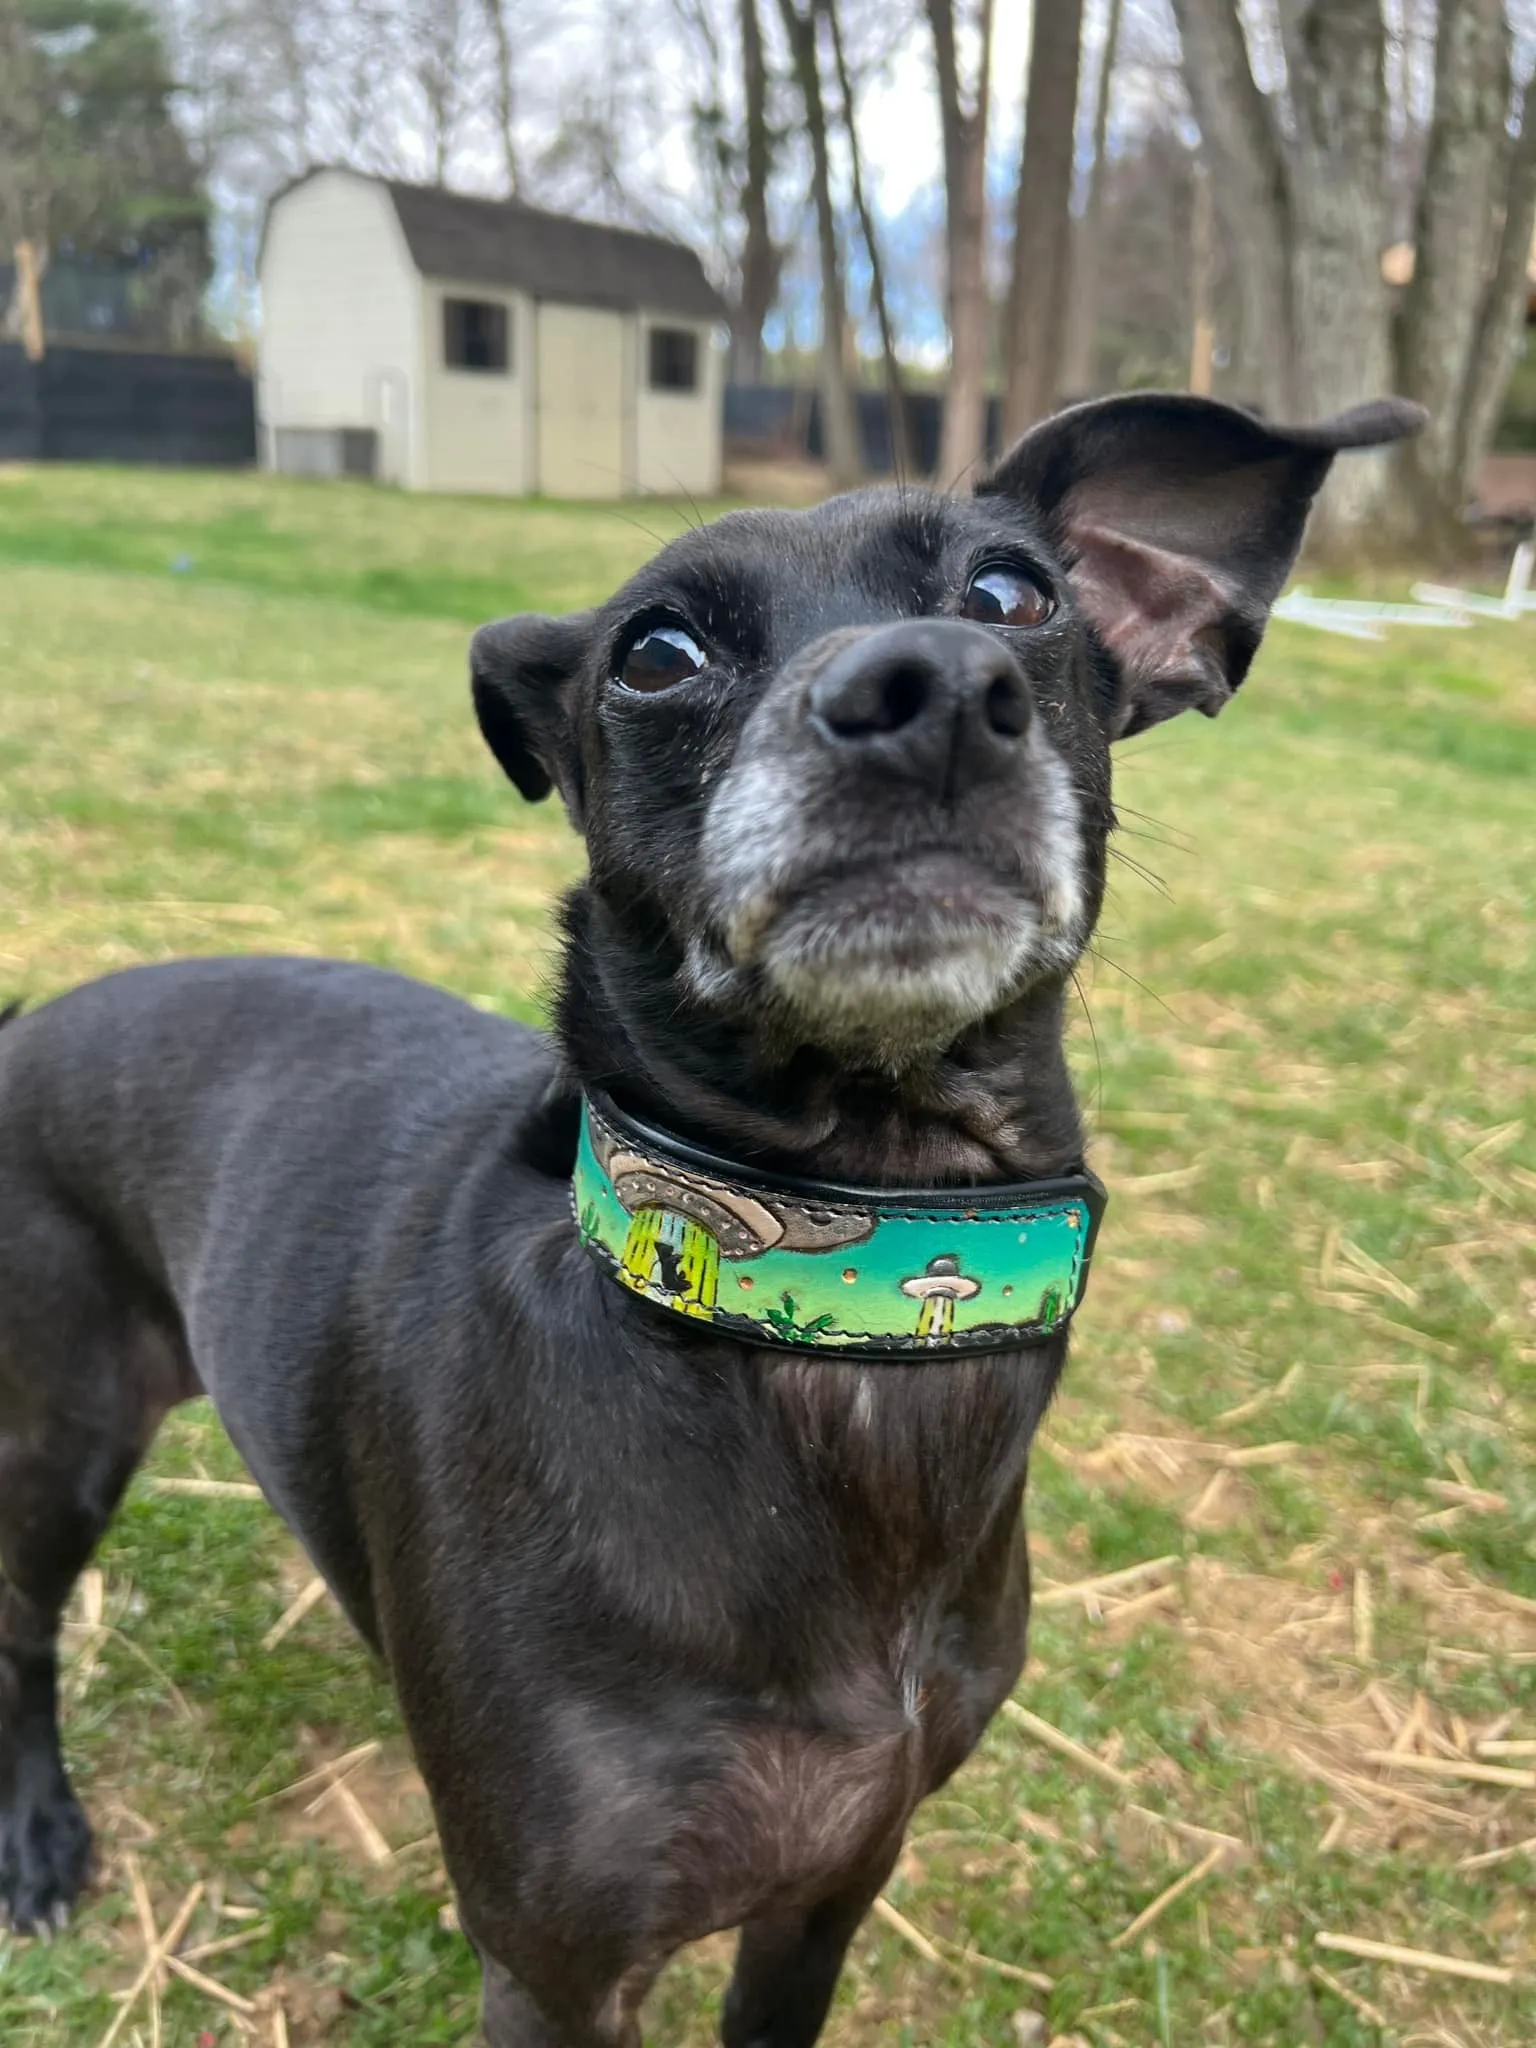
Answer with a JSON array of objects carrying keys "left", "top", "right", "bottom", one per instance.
[
  {"left": 720, "top": 1848, "right": 899, "bottom": 2048},
  {"left": 479, "top": 1948, "right": 654, "bottom": 2048},
  {"left": 479, "top": 1956, "right": 571, "bottom": 2048}
]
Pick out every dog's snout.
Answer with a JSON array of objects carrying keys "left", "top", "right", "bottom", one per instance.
[{"left": 808, "top": 622, "right": 1032, "bottom": 790}]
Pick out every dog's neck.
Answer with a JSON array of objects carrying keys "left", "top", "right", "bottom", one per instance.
[
  {"left": 553, "top": 887, "right": 1086, "bottom": 1189},
  {"left": 545, "top": 884, "right": 1073, "bottom": 1599}
]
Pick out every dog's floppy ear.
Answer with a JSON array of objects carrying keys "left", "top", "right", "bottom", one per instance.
[
  {"left": 978, "top": 393, "right": 1426, "bottom": 739},
  {"left": 471, "top": 612, "right": 594, "bottom": 821}
]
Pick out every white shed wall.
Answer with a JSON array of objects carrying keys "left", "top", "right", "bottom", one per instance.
[
  {"left": 257, "top": 171, "right": 423, "bottom": 487},
  {"left": 260, "top": 172, "right": 724, "bottom": 499},
  {"left": 417, "top": 280, "right": 533, "bottom": 495},
  {"left": 634, "top": 316, "right": 724, "bottom": 497},
  {"left": 534, "top": 302, "right": 630, "bottom": 499}
]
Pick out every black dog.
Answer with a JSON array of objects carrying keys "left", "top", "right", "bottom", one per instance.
[{"left": 0, "top": 394, "right": 1421, "bottom": 2043}]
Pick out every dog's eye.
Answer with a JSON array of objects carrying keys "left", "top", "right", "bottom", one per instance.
[
  {"left": 962, "top": 564, "right": 1054, "bottom": 628},
  {"left": 616, "top": 623, "right": 706, "bottom": 693}
]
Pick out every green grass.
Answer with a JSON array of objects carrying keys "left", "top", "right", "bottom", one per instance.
[
  {"left": 0, "top": 462, "right": 725, "bottom": 622},
  {"left": 0, "top": 464, "right": 1533, "bottom": 2046}
]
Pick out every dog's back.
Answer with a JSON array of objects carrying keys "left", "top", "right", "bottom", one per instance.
[
  {"left": 0, "top": 956, "right": 558, "bottom": 1636},
  {"left": 0, "top": 958, "right": 552, "bottom": 1275}
]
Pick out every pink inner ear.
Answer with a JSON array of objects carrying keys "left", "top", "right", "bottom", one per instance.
[{"left": 1066, "top": 517, "right": 1238, "bottom": 735}]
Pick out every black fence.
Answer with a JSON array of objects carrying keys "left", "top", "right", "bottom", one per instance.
[
  {"left": 0, "top": 344, "right": 256, "bottom": 466},
  {"left": 724, "top": 383, "right": 1007, "bottom": 477}
]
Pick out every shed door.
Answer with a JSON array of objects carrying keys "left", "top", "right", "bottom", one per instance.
[{"left": 536, "top": 304, "right": 627, "bottom": 498}]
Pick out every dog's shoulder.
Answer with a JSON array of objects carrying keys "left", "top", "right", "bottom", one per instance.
[{"left": 0, "top": 957, "right": 556, "bottom": 1171}]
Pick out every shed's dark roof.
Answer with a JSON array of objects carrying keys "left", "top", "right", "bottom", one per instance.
[{"left": 381, "top": 180, "right": 727, "bottom": 322}]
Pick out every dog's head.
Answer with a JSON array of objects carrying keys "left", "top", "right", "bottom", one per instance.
[{"left": 473, "top": 394, "right": 1421, "bottom": 1075}]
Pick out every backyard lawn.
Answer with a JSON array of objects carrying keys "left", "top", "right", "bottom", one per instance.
[{"left": 0, "top": 463, "right": 1532, "bottom": 2046}]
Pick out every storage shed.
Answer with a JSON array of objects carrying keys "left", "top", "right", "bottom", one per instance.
[{"left": 257, "top": 169, "right": 728, "bottom": 498}]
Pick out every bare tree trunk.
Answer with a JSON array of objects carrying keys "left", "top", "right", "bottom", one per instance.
[
  {"left": 1394, "top": 0, "right": 1510, "bottom": 542},
  {"left": 13, "top": 237, "right": 45, "bottom": 360},
  {"left": 1281, "top": 5, "right": 1393, "bottom": 386},
  {"left": 734, "top": 0, "right": 780, "bottom": 381},
  {"left": 0, "top": 12, "right": 49, "bottom": 348},
  {"left": 1176, "top": 0, "right": 1536, "bottom": 559},
  {"left": 1175, "top": 0, "right": 1398, "bottom": 549},
  {"left": 1169, "top": 0, "right": 1296, "bottom": 417},
  {"left": 480, "top": 0, "right": 523, "bottom": 195},
  {"left": 824, "top": 0, "right": 914, "bottom": 477},
  {"left": 926, "top": 0, "right": 995, "bottom": 484},
  {"left": 1457, "top": 71, "right": 1536, "bottom": 500},
  {"left": 268, "top": 0, "right": 316, "bottom": 171},
  {"left": 1284, "top": 1, "right": 1394, "bottom": 549},
  {"left": 1188, "top": 158, "right": 1214, "bottom": 395},
  {"left": 412, "top": 0, "right": 466, "bottom": 187},
  {"left": 1062, "top": 0, "right": 1125, "bottom": 398},
  {"left": 778, "top": 0, "right": 863, "bottom": 488},
  {"left": 1002, "top": 0, "right": 1084, "bottom": 436},
  {"left": 334, "top": 0, "right": 396, "bottom": 171}
]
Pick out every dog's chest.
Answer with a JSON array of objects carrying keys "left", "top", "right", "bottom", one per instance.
[{"left": 666, "top": 1713, "right": 923, "bottom": 1937}]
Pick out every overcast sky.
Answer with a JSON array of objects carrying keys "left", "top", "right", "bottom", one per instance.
[
  {"left": 513, "top": 1, "right": 1052, "bottom": 234},
  {"left": 817, "top": 6, "right": 1037, "bottom": 216}
]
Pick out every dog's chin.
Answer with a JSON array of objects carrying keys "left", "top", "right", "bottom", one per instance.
[{"left": 747, "top": 858, "right": 1065, "bottom": 1061}]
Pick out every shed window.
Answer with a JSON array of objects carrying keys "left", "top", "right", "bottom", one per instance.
[
  {"left": 444, "top": 297, "right": 510, "bottom": 372},
  {"left": 648, "top": 326, "right": 698, "bottom": 392}
]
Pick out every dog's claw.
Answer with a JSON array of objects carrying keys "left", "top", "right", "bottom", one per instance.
[{"left": 0, "top": 1780, "right": 93, "bottom": 1938}]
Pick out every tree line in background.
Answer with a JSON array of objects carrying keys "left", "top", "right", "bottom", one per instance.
[
  {"left": 1, "top": 0, "right": 1534, "bottom": 556},
  {"left": 0, "top": 0, "right": 210, "bottom": 348}
]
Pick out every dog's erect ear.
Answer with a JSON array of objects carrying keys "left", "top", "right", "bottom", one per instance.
[
  {"left": 471, "top": 612, "right": 594, "bottom": 820},
  {"left": 978, "top": 393, "right": 1426, "bottom": 739}
]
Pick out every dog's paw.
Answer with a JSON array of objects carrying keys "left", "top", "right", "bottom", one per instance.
[{"left": 0, "top": 1779, "right": 93, "bottom": 1934}]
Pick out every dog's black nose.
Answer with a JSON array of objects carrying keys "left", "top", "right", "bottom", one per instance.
[{"left": 809, "top": 621, "right": 1032, "bottom": 792}]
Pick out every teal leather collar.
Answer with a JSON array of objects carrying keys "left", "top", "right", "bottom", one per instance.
[{"left": 572, "top": 1094, "right": 1105, "bottom": 1360}]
